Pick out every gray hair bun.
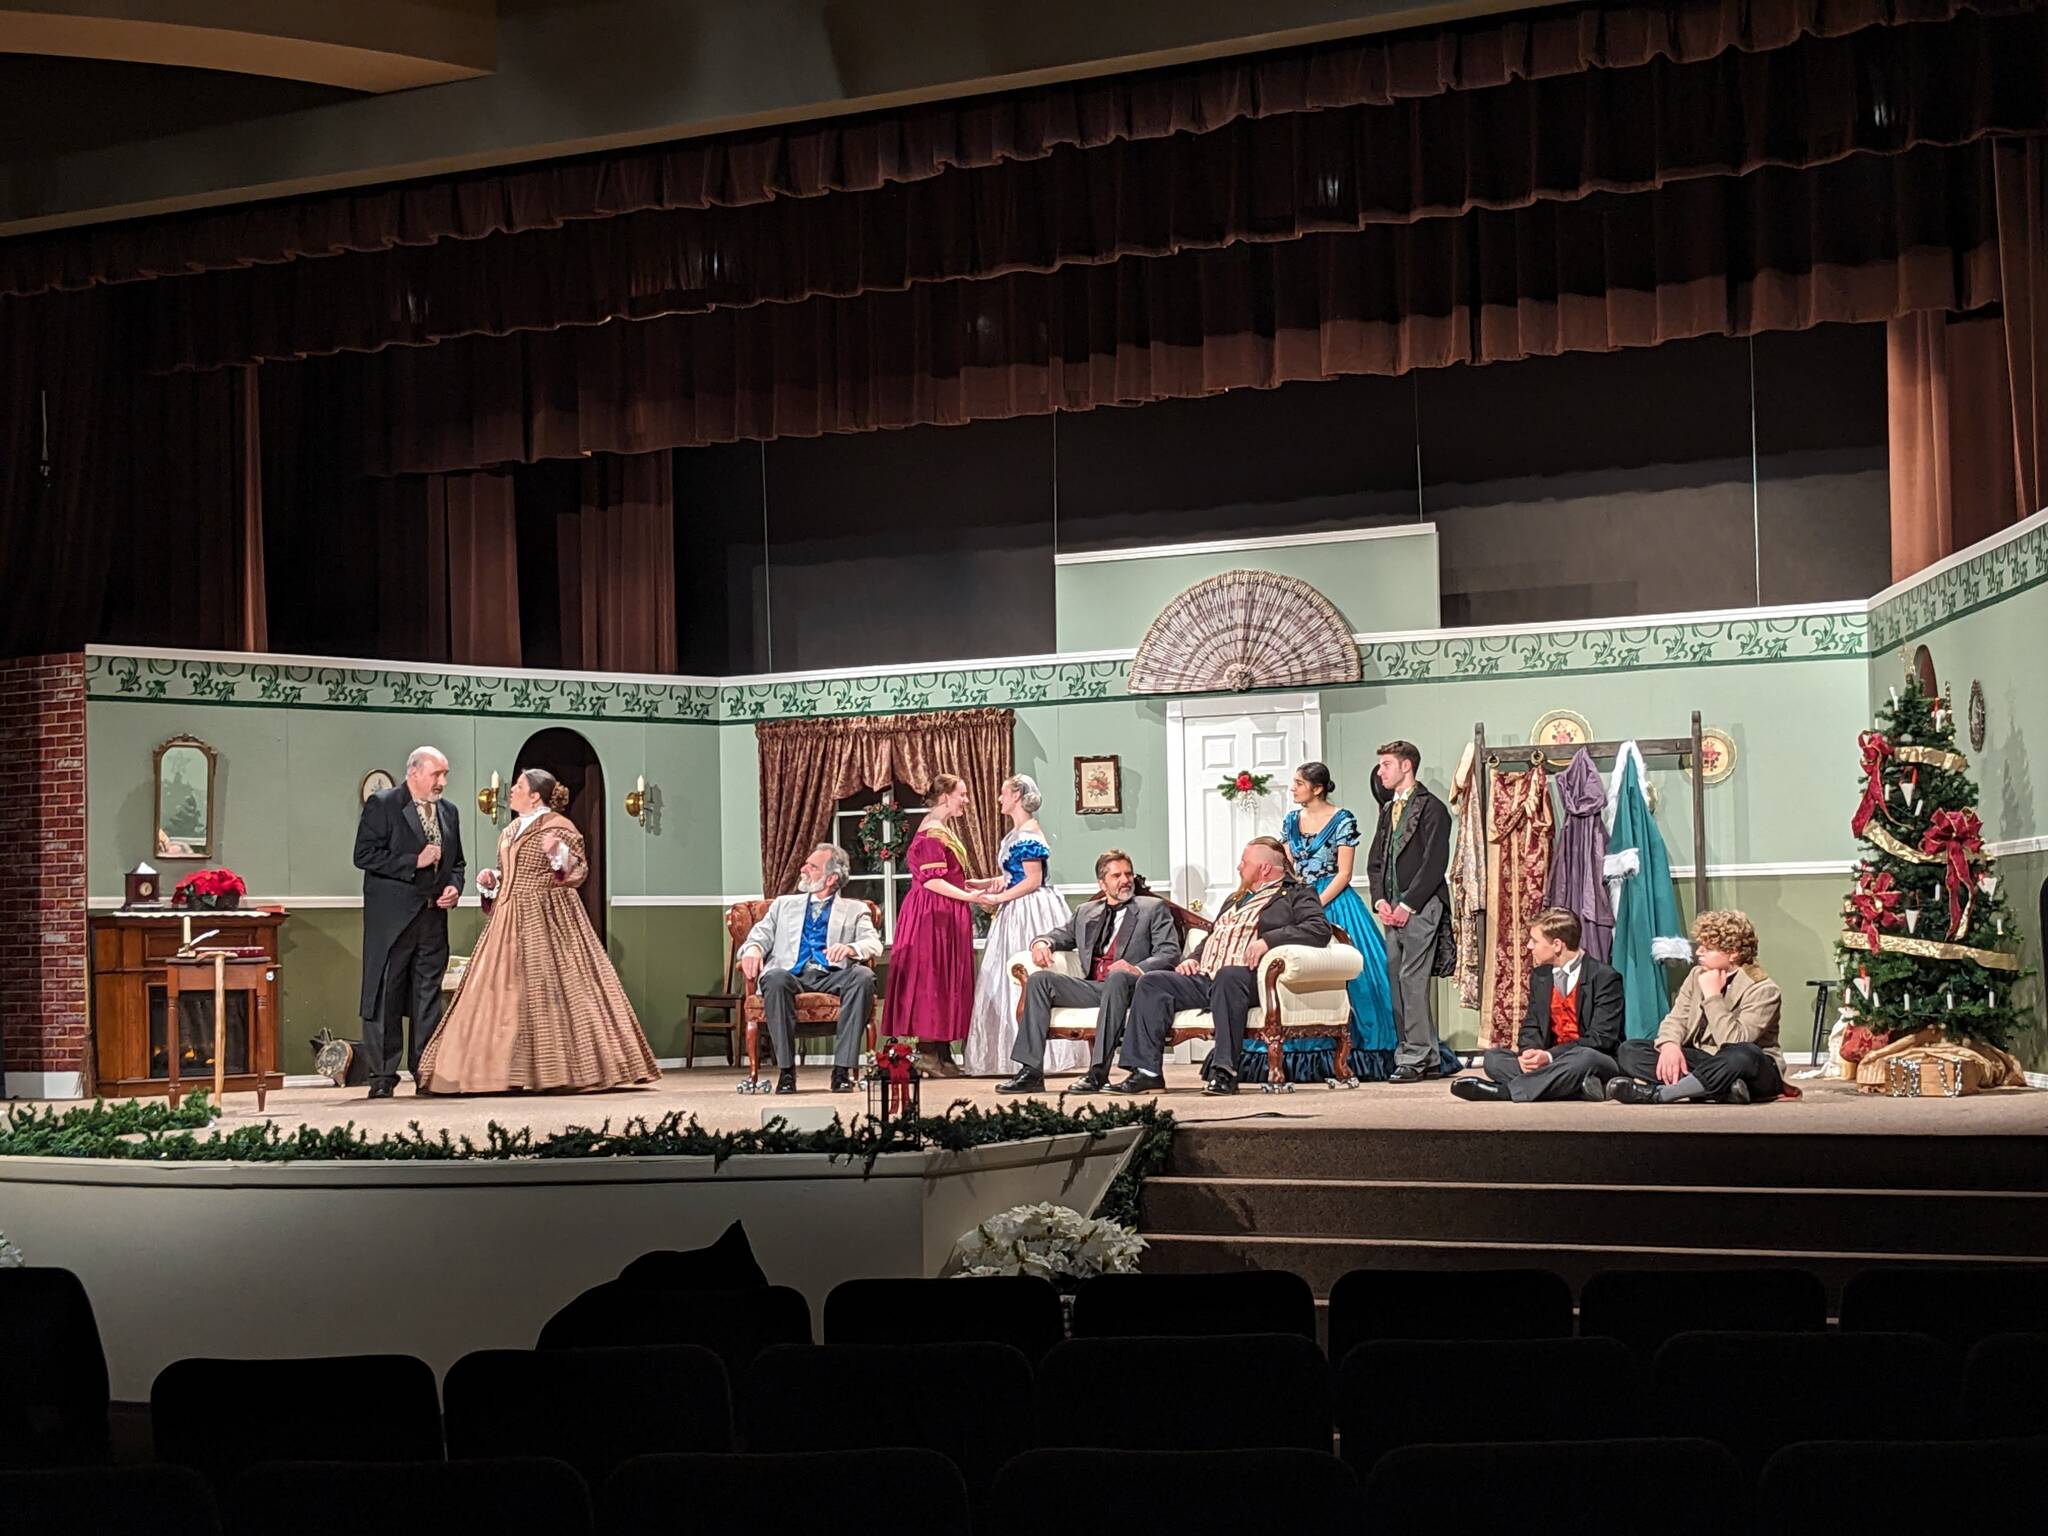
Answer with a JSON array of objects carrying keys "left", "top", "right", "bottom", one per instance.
[{"left": 1009, "top": 774, "right": 1043, "bottom": 813}]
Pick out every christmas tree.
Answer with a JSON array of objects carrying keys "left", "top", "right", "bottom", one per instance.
[{"left": 1837, "top": 675, "right": 2028, "bottom": 1054}]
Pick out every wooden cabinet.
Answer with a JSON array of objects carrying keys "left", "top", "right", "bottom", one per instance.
[{"left": 90, "top": 910, "right": 286, "bottom": 1101}]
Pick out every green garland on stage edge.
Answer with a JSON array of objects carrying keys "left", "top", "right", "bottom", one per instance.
[
  {"left": 0, "top": 1097, "right": 1174, "bottom": 1219},
  {"left": 855, "top": 802, "right": 912, "bottom": 863}
]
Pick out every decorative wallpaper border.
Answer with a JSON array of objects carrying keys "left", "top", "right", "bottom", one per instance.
[
  {"left": 88, "top": 657, "right": 722, "bottom": 723},
  {"left": 1869, "top": 512, "right": 2048, "bottom": 650},
  {"left": 87, "top": 614, "right": 1868, "bottom": 724}
]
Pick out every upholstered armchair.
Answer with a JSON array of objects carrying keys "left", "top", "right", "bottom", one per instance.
[
  {"left": 1008, "top": 900, "right": 1365, "bottom": 1078},
  {"left": 724, "top": 898, "right": 885, "bottom": 1083}
]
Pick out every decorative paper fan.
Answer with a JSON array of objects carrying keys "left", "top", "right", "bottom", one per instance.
[{"left": 1128, "top": 569, "right": 1361, "bottom": 694}]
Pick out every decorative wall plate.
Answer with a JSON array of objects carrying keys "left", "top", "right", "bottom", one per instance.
[
  {"left": 360, "top": 768, "right": 395, "bottom": 804},
  {"left": 1968, "top": 680, "right": 1986, "bottom": 750},
  {"left": 1696, "top": 727, "right": 1738, "bottom": 784},
  {"left": 1530, "top": 709, "right": 1592, "bottom": 749}
]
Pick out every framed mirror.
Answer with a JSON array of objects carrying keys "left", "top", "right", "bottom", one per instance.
[{"left": 153, "top": 735, "right": 217, "bottom": 860}]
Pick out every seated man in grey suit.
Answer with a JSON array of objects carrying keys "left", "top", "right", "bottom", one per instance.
[
  {"left": 738, "top": 843, "right": 884, "bottom": 1096},
  {"left": 999, "top": 849, "right": 1180, "bottom": 1096},
  {"left": 1453, "top": 906, "right": 1622, "bottom": 1103}
]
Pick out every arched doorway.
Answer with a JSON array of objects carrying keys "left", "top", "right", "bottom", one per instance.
[{"left": 515, "top": 728, "right": 607, "bottom": 945}]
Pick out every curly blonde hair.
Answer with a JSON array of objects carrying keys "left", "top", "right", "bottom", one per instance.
[{"left": 1692, "top": 908, "right": 1759, "bottom": 965}]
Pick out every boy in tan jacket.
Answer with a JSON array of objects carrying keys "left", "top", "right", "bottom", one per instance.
[{"left": 1608, "top": 909, "right": 1783, "bottom": 1105}]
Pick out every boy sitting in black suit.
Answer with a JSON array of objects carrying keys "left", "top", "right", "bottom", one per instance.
[{"left": 1452, "top": 906, "right": 1622, "bottom": 1103}]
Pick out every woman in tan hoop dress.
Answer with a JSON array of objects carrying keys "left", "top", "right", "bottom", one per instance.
[{"left": 417, "top": 767, "right": 660, "bottom": 1094}]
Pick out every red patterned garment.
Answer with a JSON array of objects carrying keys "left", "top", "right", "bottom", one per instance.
[
  {"left": 1549, "top": 977, "right": 1580, "bottom": 1045},
  {"left": 1482, "top": 766, "right": 1554, "bottom": 1050}
]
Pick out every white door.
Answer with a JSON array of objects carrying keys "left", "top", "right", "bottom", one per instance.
[{"left": 1167, "top": 694, "right": 1322, "bottom": 916}]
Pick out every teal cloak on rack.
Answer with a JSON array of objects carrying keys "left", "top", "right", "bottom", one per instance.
[{"left": 1605, "top": 743, "right": 1692, "bottom": 1041}]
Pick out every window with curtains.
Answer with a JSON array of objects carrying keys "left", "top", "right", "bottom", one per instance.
[{"left": 832, "top": 786, "right": 927, "bottom": 942}]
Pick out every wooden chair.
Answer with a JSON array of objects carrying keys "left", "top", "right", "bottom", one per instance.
[
  {"left": 725, "top": 898, "right": 885, "bottom": 1083},
  {"left": 1010, "top": 897, "right": 1364, "bottom": 1077},
  {"left": 683, "top": 927, "right": 742, "bottom": 1069}
]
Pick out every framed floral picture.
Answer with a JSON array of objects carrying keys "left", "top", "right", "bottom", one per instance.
[{"left": 1074, "top": 755, "right": 1122, "bottom": 815}]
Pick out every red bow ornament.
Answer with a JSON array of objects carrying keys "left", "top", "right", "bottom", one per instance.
[
  {"left": 1850, "top": 731, "right": 1894, "bottom": 838},
  {"left": 1919, "top": 808, "right": 1984, "bottom": 939},
  {"left": 1847, "top": 868, "right": 1903, "bottom": 953},
  {"left": 877, "top": 1039, "right": 917, "bottom": 1117}
]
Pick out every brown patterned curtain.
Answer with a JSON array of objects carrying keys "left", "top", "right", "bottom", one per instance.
[{"left": 754, "top": 708, "right": 1014, "bottom": 897}]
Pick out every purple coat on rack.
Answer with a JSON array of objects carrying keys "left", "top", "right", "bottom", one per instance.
[{"left": 1543, "top": 747, "right": 1615, "bottom": 961}]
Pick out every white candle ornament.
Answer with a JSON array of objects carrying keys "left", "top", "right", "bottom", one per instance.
[
  {"left": 1978, "top": 875, "right": 1999, "bottom": 898},
  {"left": 1904, "top": 908, "right": 1920, "bottom": 934}
]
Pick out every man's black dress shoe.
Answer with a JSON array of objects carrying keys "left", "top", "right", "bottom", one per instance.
[
  {"left": 775, "top": 1068, "right": 798, "bottom": 1095},
  {"left": 1450, "top": 1077, "right": 1507, "bottom": 1102},
  {"left": 1580, "top": 1074, "right": 1609, "bottom": 1102},
  {"left": 1202, "top": 1071, "right": 1238, "bottom": 1096},
  {"left": 1389, "top": 1062, "right": 1441, "bottom": 1083},
  {"left": 1721, "top": 1078, "right": 1752, "bottom": 1105},
  {"left": 996, "top": 1068, "right": 1046, "bottom": 1094},
  {"left": 1068, "top": 1068, "right": 1110, "bottom": 1094},
  {"left": 1606, "top": 1077, "right": 1659, "bottom": 1104},
  {"left": 1105, "top": 1070, "right": 1165, "bottom": 1094},
  {"left": 367, "top": 1084, "right": 395, "bottom": 1100},
  {"left": 830, "top": 1066, "right": 856, "bottom": 1093}
]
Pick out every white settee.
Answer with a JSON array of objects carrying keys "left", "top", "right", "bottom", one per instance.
[{"left": 1008, "top": 915, "right": 1366, "bottom": 1077}]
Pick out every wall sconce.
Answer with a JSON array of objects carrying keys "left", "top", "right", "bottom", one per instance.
[
  {"left": 477, "top": 769, "right": 503, "bottom": 823},
  {"left": 625, "top": 774, "right": 649, "bottom": 828}
]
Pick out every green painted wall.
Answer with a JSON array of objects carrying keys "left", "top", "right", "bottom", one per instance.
[
  {"left": 88, "top": 705, "right": 724, "bottom": 901},
  {"left": 1875, "top": 573, "right": 2046, "bottom": 846},
  {"left": 269, "top": 905, "right": 726, "bottom": 1074},
  {"left": 1054, "top": 528, "right": 1440, "bottom": 651}
]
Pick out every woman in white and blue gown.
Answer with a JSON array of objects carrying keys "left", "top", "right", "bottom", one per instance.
[{"left": 963, "top": 775, "right": 1090, "bottom": 1078}]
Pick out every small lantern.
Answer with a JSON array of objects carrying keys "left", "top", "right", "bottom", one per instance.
[{"left": 866, "top": 1039, "right": 922, "bottom": 1140}]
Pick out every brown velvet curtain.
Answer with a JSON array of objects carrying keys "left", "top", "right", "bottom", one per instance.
[
  {"left": 0, "top": 292, "right": 124, "bottom": 656},
  {"left": 365, "top": 469, "right": 520, "bottom": 664},
  {"left": 138, "top": 6, "right": 2048, "bottom": 372},
  {"left": 355, "top": 141, "right": 2007, "bottom": 473},
  {"left": 438, "top": 471, "right": 521, "bottom": 667},
  {"left": 1887, "top": 138, "right": 2048, "bottom": 579},
  {"left": 233, "top": 365, "right": 268, "bottom": 652},
  {"left": 555, "top": 453, "right": 678, "bottom": 673},
  {"left": 1, "top": 0, "right": 2018, "bottom": 301},
  {"left": 754, "top": 708, "right": 1014, "bottom": 897}
]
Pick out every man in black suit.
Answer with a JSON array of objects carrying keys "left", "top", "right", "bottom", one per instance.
[
  {"left": 1369, "top": 739, "right": 1454, "bottom": 1082},
  {"left": 1110, "top": 838, "right": 1333, "bottom": 1097},
  {"left": 1001, "top": 849, "right": 1181, "bottom": 1095},
  {"left": 1453, "top": 906, "right": 1622, "bottom": 1102},
  {"left": 353, "top": 745, "right": 466, "bottom": 1099}
]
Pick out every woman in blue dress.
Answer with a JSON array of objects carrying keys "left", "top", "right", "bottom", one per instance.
[{"left": 1244, "top": 761, "right": 1398, "bottom": 1082}]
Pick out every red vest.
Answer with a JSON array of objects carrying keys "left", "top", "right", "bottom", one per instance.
[{"left": 1549, "top": 978, "right": 1580, "bottom": 1045}]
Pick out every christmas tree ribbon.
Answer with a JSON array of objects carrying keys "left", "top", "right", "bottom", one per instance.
[
  {"left": 1838, "top": 929, "right": 2019, "bottom": 969},
  {"left": 1851, "top": 730, "right": 1894, "bottom": 837},
  {"left": 1920, "top": 808, "right": 1984, "bottom": 939},
  {"left": 1846, "top": 868, "right": 1903, "bottom": 952},
  {"left": 1893, "top": 744, "right": 1970, "bottom": 774}
]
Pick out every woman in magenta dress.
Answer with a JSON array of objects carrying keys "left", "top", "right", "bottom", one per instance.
[{"left": 881, "top": 772, "right": 979, "bottom": 1077}]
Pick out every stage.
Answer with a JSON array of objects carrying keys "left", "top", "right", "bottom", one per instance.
[{"left": 17, "top": 1062, "right": 2037, "bottom": 1140}]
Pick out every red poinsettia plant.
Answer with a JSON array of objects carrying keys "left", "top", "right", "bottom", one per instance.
[{"left": 172, "top": 867, "right": 246, "bottom": 910}]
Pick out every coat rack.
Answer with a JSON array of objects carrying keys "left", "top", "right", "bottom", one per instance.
[{"left": 1470, "top": 709, "right": 1709, "bottom": 918}]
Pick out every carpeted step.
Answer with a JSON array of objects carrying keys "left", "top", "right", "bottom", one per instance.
[
  {"left": 1137, "top": 1232, "right": 2043, "bottom": 1304},
  {"left": 1138, "top": 1176, "right": 2048, "bottom": 1259},
  {"left": 1161, "top": 1126, "right": 2048, "bottom": 1191}
]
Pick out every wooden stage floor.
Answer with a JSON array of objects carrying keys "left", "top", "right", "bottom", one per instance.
[{"left": 25, "top": 1064, "right": 2039, "bottom": 1144}]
